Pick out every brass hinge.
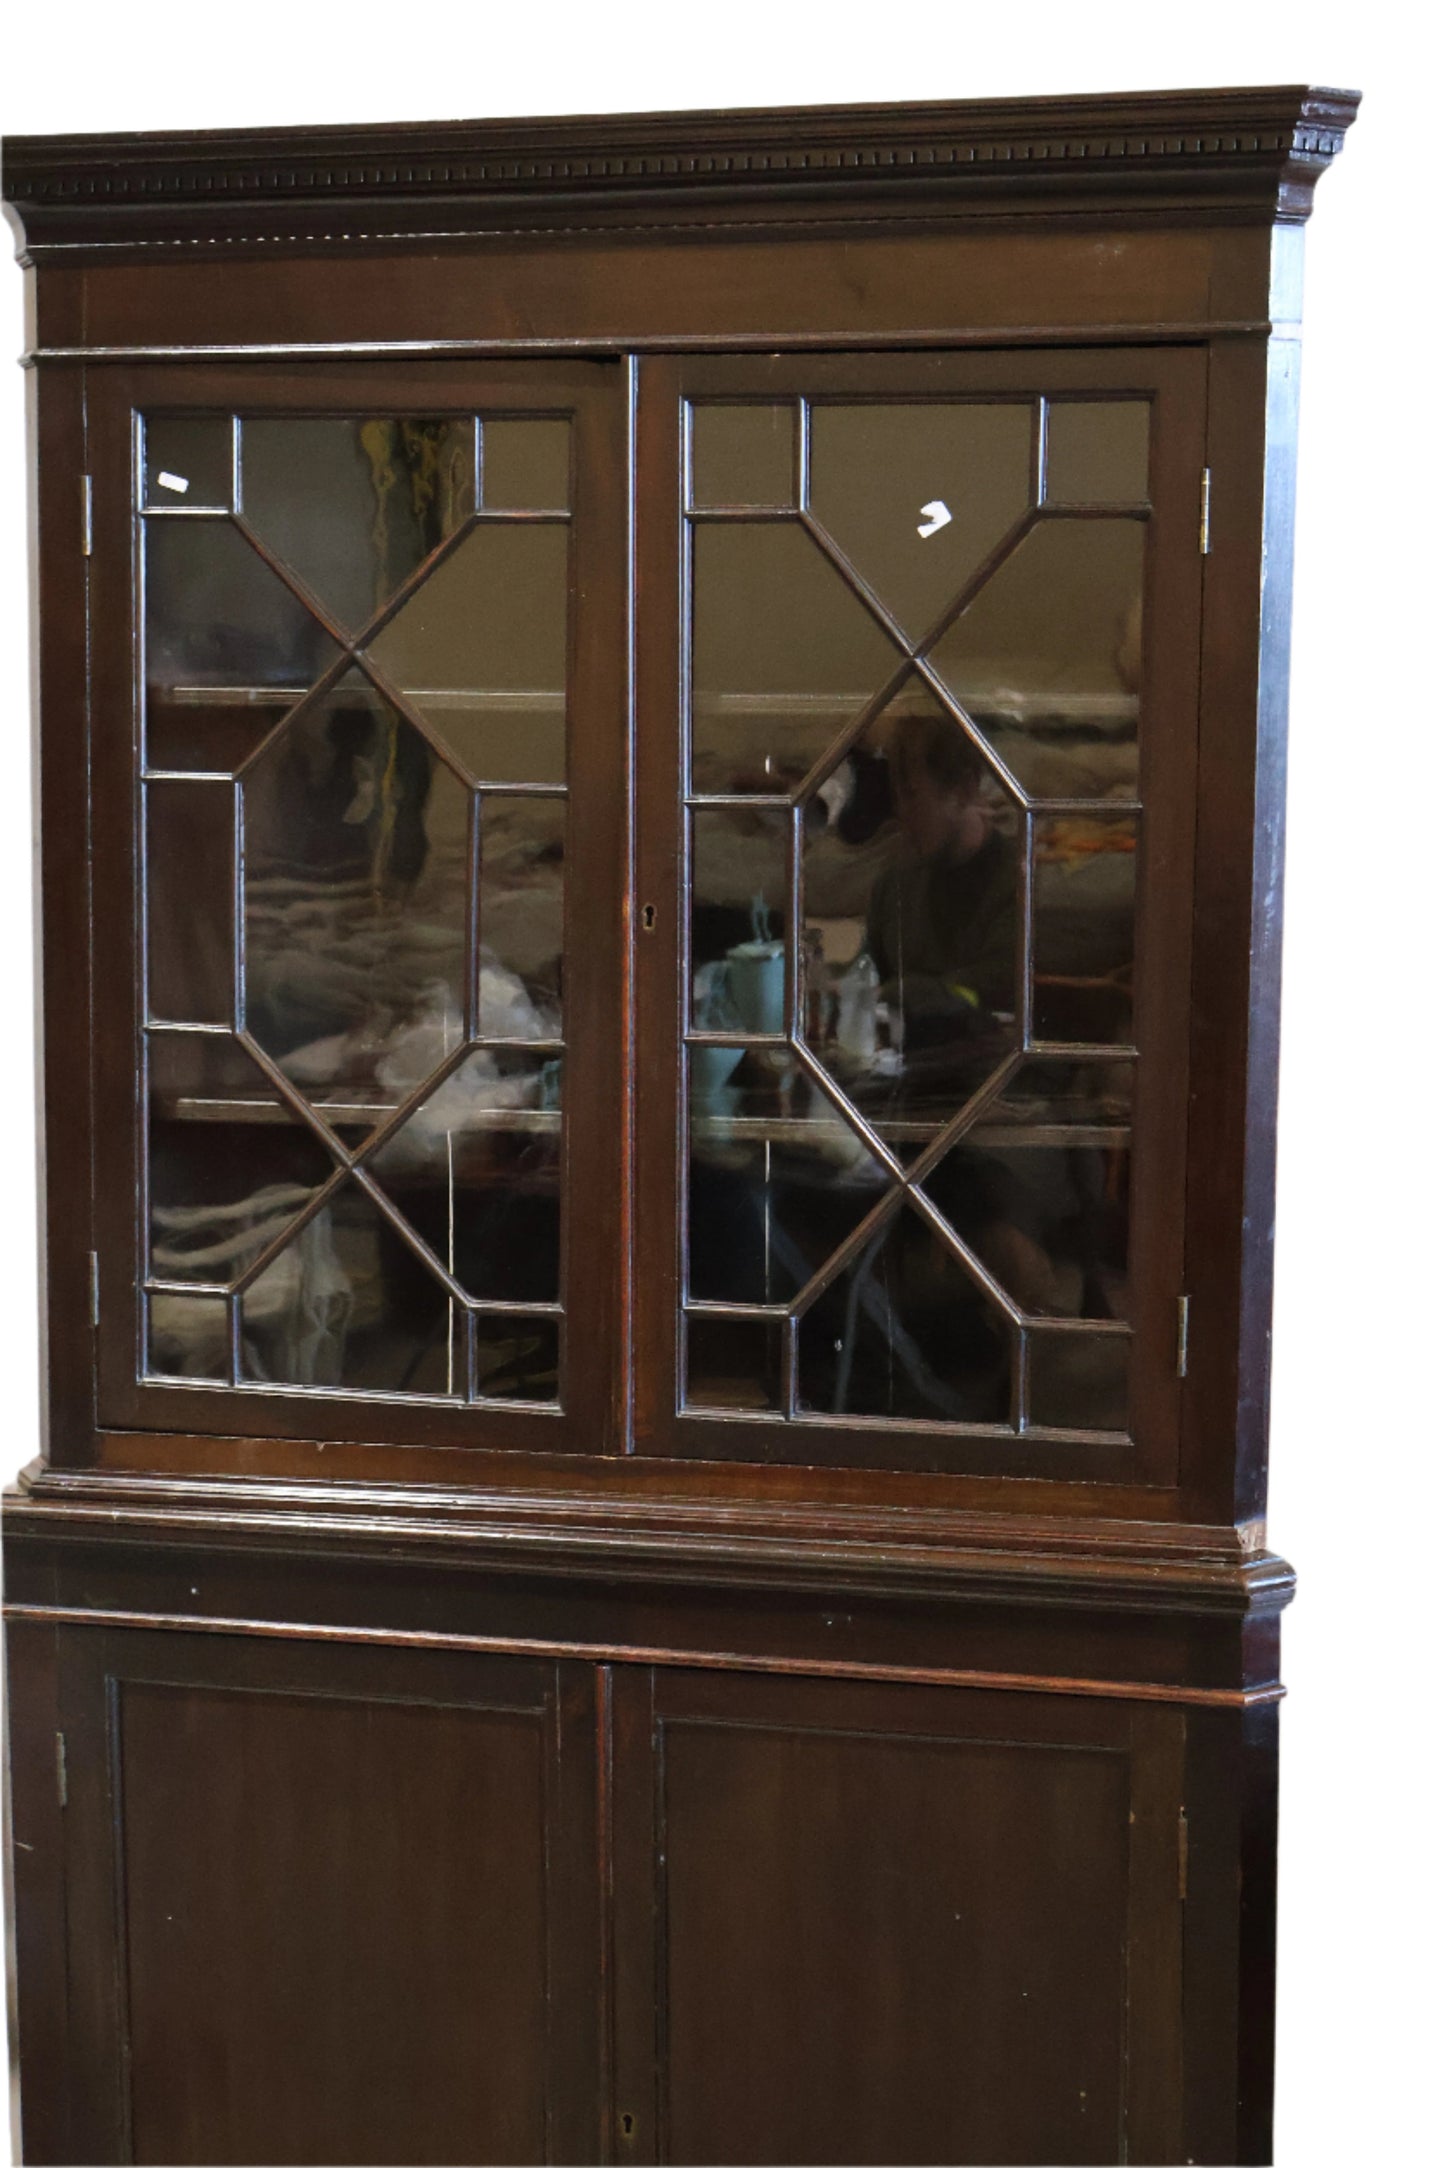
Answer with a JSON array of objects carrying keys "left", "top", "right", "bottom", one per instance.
[
  {"left": 1177, "top": 1806, "right": 1189, "bottom": 1901},
  {"left": 1176, "top": 1295, "right": 1190, "bottom": 1378},
  {"left": 80, "top": 474, "right": 92, "bottom": 557},
  {"left": 55, "top": 1732, "right": 68, "bottom": 1810},
  {"left": 88, "top": 1250, "right": 100, "bottom": 1328},
  {"left": 1198, "top": 467, "right": 1212, "bottom": 555}
]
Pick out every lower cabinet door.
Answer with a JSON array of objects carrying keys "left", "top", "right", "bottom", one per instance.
[
  {"left": 49, "top": 1627, "right": 603, "bottom": 2167},
  {"left": 611, "top": 1667, "right": 1186, "bottom": 2168}
]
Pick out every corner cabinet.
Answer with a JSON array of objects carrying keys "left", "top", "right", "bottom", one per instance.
[{"left": 1, "top": 88, "right": 1357, "bottom": 2167}]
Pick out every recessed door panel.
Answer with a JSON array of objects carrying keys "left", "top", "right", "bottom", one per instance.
[
  {"left": 56, "top": 1630, "right": 601, "bottom": 2166},
  {"left": 611, "top": 1668, "right": 1185, "bottom": 2167}
]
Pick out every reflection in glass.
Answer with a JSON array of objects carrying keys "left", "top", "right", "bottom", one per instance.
[
  {"left": 144, "top": 518, "right": 338, "bottom": 772},
  {"left": 796, "top": 1203, "right": 1012, "bottom": 1422},
  {"left": 1046, "top": 401, "right": 1151, "bottom": 505},
  {"left": 241, "top": 669, "right": 471, "bottom": 1124},
  {"left": 686, "top": 1314, "right": 783, "bottom": 1412},
  {"left": 808, "top": 401, "right": 1036, "bottom": 643},
  {"left": 146, "top": 1031, "right": 338, "bottom": 1288},
  {"left": 690, "top": 404, "right": 795, "bottom": 510},
  {"left": 367, "top": 523, "right": 569, "bottom": 785},
  {"left": 690, "top": 523, "right": 898, "bottom": 796},
  {"left": 475, "top": 796, "right": 566, "bottom": 1020},
  {"left": 923, "top": 1060, "right": 1133, "bottom": 1321},
  {"left": 802, "top": 689, "right": 1019, "bottom": 1160},
  {"left": 146, "top": 780, "right": 234, "bottom": 1026},
  {"left": 240, "top": 1185, "right": 462, "bottom": 1396},
  {"left": 475, "top": 1313, "right": 560, "bottom": 1404},
  {"left": 369, "top": 1051, "right": 562, "bottom": 1304},
  {"left": 928, "top": 519, "right": 1145, "bottom": 799},
  {"left": 482, "top": 419, "right": 571, "bottom": 511},
  {"left": 147, "top": 1291, "right": 230, "bottom": 1382},
  {"left": 1027, "top": 1326, "right": 1129, "bottom": 1432},
  {"left": 687, "top": 1045, "right": 886, "bottom": 1308},
  {"left": 241, "top": 417, "right": 477, "bottom": 633},
  {"left": 1032, "top": 814, "right": 1137, "bottom": 1045},
  {"left": 144, "top": 417, "right": 234, "bottom": 512},
  {"left": 690, "top": 806, "right": 790, "bottom": 1033}
]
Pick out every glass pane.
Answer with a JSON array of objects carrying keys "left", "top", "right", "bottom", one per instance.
[
  {"left": 808, "top": 401, "right": 1036, "bottom": 644},
  {"left": 690, "top": 806, "right": 790, "bottom": 1034},
  {"left": 367, "top": 524, "right": 569, "bottom": 785},
  {"left": 1046, "top": 401, "right": 1151, "bottom": 505},
  {"left": 803, "top": 688, "right": 1020, "bottom": 1160},
  {"left": 795, "top": 1203, "right": 1013, "bottom": 1423},
  {"left": 240, "top": 416, "right": 477, "bottom": 634},
  {"left": 147, "top": 1032, "right": 338, "bottom": 1287},
  {"left": 368, "top": 1051, "right": 562, "bottom": 1304},
  {"left": 474, "top": 1313, "right": 560, "bottom": 1405},
  {"left": 928, "top": 519, "right": 1144, "bottom": 799},
  {"left": 242, "top": 669, "right": 471, "bottom": 1125},
  {"left": 923, "top": 1060, "right": 1133, "bottom": 1321},
  {"left": 688, "top": 1044, "right": 889, "bottom": 1307},
  {"left": 690, "top": 404, "right": 795, "bottom": 510},
  {"left": 686, "top": 1314, "right": 783, "bottom": 1412},
  {"left": 147, "top": 1291, "right": 231, "bottom": 1382},
  {"left": 144, "top": 417, "right": 234, "bottom": 512},
  {"left": 1033, "top": 813, "right": 1137, "bottom": 1045},
  {"left": 482, "top": 419, "right": 570, "bottom": 511},
  {"left": 144, "top": 518, "right": 338, "bottom": 772},
  {"left": 690, "top": 523, "right": 897, "bottom": 795},
  {"left": 476, "top": 796, "right": 566, "bottom": 1027},
  {"left": 146, "top": 780, "right": 234, "bottom": 1026},
  {"left": 240, "top": 1183, "right": 461, "bottom": 1397},
  {"left": 1027, "top": 1327, "right": 1129, "bottom": 1432}
]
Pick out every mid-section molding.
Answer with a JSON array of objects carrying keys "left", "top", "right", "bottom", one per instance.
[
  {"left": 2, "top": 86, "right": 1360, "bottom": 256},
  {"left": 4, "top": 1464, "right": 1295, "bottom": 1619}
]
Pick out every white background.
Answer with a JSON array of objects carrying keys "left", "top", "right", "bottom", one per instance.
[{"left": 0, "top": 6, "right": 1438, "bottom": 2162}]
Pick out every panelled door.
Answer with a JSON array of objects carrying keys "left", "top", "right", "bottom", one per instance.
[
  {"left": 30, "top": 1626, "right": 1187, "bottom": 2167},
  {"left": 610, "top": 1665, "right": 1186, "bottom": 2166},
  {"left": 635, "top": 349, "right": 1208, "bottom": 1485},
  {"left": 84, "top": 360, "right": 628, "bottom": 1456}
]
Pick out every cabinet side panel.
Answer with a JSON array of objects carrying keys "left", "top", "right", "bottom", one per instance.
[{"left": 4, "top": 1620, "right": 70, "bottom": 2166}]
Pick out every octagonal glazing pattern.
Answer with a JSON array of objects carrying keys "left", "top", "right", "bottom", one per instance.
[
  {"left": 139, "top": 410, "right": 573, "bottom": 1403},
  {"left": 683, "top": 394, "right": 1148, "bottom": 1436}
]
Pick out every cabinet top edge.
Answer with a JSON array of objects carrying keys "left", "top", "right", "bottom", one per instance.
[{"left": 1, "top": 85, "right": 1360, "bottom": 241}]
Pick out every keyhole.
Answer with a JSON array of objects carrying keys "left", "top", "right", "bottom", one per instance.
[
  {"left": 621, "top": 2112, "right": 637, "bottom": 2138},
  {"left": 641, "top": 903, "right": 657, "bottom": 932}
]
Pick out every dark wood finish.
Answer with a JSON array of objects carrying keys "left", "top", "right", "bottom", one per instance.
[
  {"left": 2, "top": 88, "right": 1357, "bottom": 2167},
  {"left": 45, "top": 1628, "right": 602, "bottom": 2165},
  {"left": 83, "top": 358, "right": 628, "bottom": 1463},
  {"left": 634, "top": 345, "right": 1204, "bottom": 1484},
  {"left": 611, "top": 1667, "right": 1184, "bottom": 2165}
]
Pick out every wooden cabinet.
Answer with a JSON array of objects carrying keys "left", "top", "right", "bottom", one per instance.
[{"left": 2, "top": 85, "right": 1357, "bottom": 2165}]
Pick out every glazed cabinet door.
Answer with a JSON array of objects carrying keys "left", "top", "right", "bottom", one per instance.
[
  {"left": 82, "top": 361, "right": 627, "bottom": 1461},
  {"left": 29, "top": 1626, "right": 603, "bottom": 2165},
  {"left": 635, "top": 350, "right": 1207, "bottom": 1487},
  {"left": 611, "top": 1667, "right": 1186, "bottom": 2167}
]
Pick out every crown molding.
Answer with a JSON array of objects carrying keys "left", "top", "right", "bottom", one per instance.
[{"left": 2, "top": 85, "right": 1360, "bottom": 257}]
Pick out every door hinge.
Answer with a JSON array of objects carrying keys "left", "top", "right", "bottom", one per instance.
[
  {"left": 55, "top": 1731, "right": 68, "bottom": 1810},
  {"left": 88, "top": 1250, "right": 100, "bottom": 1328},
  {"left": 80, "top": 474, "right": 93, "bottom": 557},
  {"left": 1198, "top": 467, "right": 1212, "bottom": 555},
  {"left": 1177, "top": 1806, "right": 1189, "bottom": 1901},
  {"left": 1175, "top": 1295, "right": 1190, "bottom": 1379}
]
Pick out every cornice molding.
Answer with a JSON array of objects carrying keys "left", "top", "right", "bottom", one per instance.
[{"left": 1, "top": 86, "right": 1360, "bottom": 255}]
